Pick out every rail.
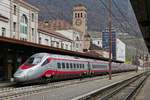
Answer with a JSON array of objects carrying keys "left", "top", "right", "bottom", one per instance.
[
  {"left": 72, "top": 71, "right": 149, "bottom": 100},
  {"left": 0, "top": 72, "right": 130, "bottom": 100}
]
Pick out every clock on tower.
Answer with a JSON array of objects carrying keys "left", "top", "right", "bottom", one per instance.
[{"left": 75, "top": 19, "right": 82, "bottom": 26}]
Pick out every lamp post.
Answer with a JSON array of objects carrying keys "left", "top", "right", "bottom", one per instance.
[{"left": 108, "top": 0, "right": 112, "bottom": 80}]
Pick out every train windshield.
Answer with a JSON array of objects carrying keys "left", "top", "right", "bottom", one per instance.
[{"left": 24, "top": 57, "right": 42, "bottom": 65}]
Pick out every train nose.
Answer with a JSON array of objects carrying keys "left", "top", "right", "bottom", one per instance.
[{"left": 14, "top": 71, "right": 27, "bottom": 82}]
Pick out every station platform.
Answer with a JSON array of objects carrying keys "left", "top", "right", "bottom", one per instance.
[
  {"left": 136, "top": 74, "right": 150, "bottom": 100},
  {"left": 14, "top": 71, "right": 143, "bottom": 100},
  {"left": 0, "top": 81, "right": 14, "bottom": 87}
]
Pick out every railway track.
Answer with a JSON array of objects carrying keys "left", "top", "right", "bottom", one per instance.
[
  {"left": 0, "top": 72, "right": 130, "bottom": 100},
  {"left": 74, "top": 71, "right": 149, "bottom": 100}
]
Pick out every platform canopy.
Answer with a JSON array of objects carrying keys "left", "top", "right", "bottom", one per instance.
[
  {"left": 0, "top": 36, "right": 123, "bottom": 63},
  {"left": 130, "top": 0, "right": 150, "bottom": 53}
]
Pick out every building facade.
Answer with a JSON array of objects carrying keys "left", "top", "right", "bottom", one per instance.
[
  {"left": 56, "top": 29, "right": 82, "bottom": 52},
  {"left": 0, "top": 0, "right": 11, "bottom": 37},
  {"left": 0, "top": 0, "right": 39, "bottom": 80},
  {"left": 102, "top": 29, "right": 126, "bottom": 61},
  {"left": 116, "top": 39, "right": 126, "bottom": 62},
  {"left": 72, "top": 4, "right": 87, "bottom": 37},
  {"left": 102, "top": 30, "right": 116, "bottom": 60},
  {"left": 72, "top": 4, "right": 90, "bottom": 50},
  {"left": 89, "top": 31, "right": 102, "bottom": 48},
  {"left": 38, "top": 28, "right": 73, "bottom": 51},
  {"left": 0, "top": 0, "right": 39, "bottom": 43},
  {"left": 11, "top": 0, "right": 39, "bottom": 43}
]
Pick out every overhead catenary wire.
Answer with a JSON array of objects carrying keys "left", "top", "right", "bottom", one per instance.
[
  {"left": 97, "top": 0, "right": 145, "bottom": 48},
  {"left": 0, "top": 0, "right": 135, "bottom": 35},
  {"left": 0, "top": 1, "right": 146, "bottom": 41}
]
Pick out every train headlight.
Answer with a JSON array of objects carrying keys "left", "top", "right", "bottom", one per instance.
[{"left": 14, "top": 73, "right": 26, "bottom": 82}]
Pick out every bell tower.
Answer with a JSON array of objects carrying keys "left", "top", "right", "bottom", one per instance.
[{"left": 73, "top": 4, "right": 87, "bottom": 38}]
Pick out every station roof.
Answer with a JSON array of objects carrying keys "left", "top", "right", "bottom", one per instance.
[
  {"left": 0, "top": 36, "right": 123, "bottom": 63},
  {"left": 130, "top": 0, "right": 150, "bottom": 53}
]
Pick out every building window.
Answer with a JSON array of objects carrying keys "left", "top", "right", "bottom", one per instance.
[
  {"left": 66, "top": 44, "right": 68, "bottom": 50},
  {"left": 76, "top": 37, "right": 79, "bottom": 41},
  {"left": 20, "top": 38, "right": 27, "bottom": 41},
  {"left": 61, "top": 43, "right": 64, "bottom": 49},
  {"left": 45, "top": 39, "right": 49, "bottom": 45},
  {"left": 78, "top": 13, "right": 80, "bottom": 18},
  {"left": 39, "top": 37, "right": 41, "bottom": 44},
  {"left": 1, "top": 27, "right": 6, "bottom": 36},
  {"left": 20, "top": 14, "right": 28, "bottom": 34},
  {"left": 81, "top": 13, "right": 83, "bottom": 18},
  {"left": 98, "top": 41, "right": 100, "bottom": 45},
  {"left": 51, "top": 41, "right": 54, "bottom": 47},
  {"left": 76, "top": 43, "right": 79, "bottom": 48},
  {"left": 31, "top": 13, "right": 34, "bottom": 22},
  {"left": 32, "top": 28, "right": 34, "bottom": 36},
  {"left": 56, "top": 42, "right": 59, "bottom": 48},
  {"left": 75, "top": 13, "right": 77, "bottom": 18},
  {"left": 13, "top": 5, "right": 16, "bottom": 15},
  {"left": 13, "top": 22, "right": 16, "bottom": 32}
]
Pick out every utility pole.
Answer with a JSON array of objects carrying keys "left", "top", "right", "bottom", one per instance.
[
  {"left": 143, "top": 50, "right": 145, "bottom": 72},
  {"left": 108, "top": 0, "right": 112, "bottom": 80},
  {"left": 135, "top": 48, "right": 138, "bottom": 72}
]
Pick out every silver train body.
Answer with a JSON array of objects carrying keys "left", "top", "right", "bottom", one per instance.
[{"left": 14, "top": 53, "right": 137, "bottom": 82}]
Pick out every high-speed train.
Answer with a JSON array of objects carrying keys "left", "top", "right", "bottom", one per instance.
[{"left": 14, "top": 53, "right": 137, "bottom": 83}]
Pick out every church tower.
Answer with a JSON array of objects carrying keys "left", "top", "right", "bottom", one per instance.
[{"left": 73, "top": 4, "right": 87, "bottom": 38}]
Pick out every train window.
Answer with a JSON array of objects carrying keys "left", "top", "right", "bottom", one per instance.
[
  {"left": 41, "top": 59, "right": 49, "bottom": 66},
  {"left": 83, "top": 64, "right": 85, "bottom": 69},
  {"left": 80, "top": 64, "right": 82, "bottom": 69},
  {"left": 77, "top": 64, "right": 79, "bottom": 69},
  {"left": 57, "top": 63, "right": 61, "bottom": 69},
  {"left": 62, "top": 63, "right": 65, "bottom": 69},
  {"left": 70, "top": 63, "right": 73, "bottom": 69},
  {"left": 66, "top": 63, "right": 69, "bottom": 69},
  {"left": 74, "top": 63, "right": 76, "bottom": 69},
  {"left": 24, "top": 57, "right": 42, "bottom": 65}
]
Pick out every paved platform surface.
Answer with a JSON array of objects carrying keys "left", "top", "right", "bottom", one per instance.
[
  {"left": 0, "top": 81, "right": 14, "bottom": 87},
  {"left": 14, "top": 71, "right": 143, "bottom": 100},
  {"left": 136, "top": 74, "right": 150, "bottom": 100}
]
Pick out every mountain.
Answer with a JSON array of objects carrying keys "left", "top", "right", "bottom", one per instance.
[
  {"left": 26, "top": 0, "right": 142, "bottom": 37},
  {"left": 26, "top": 0, "right": 149, "bottom": 62}
]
